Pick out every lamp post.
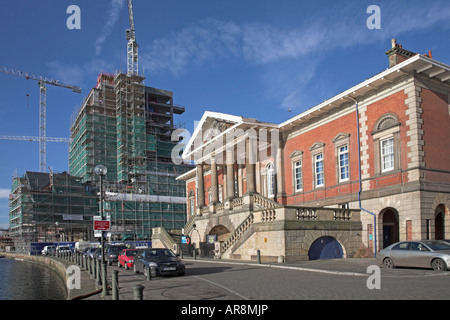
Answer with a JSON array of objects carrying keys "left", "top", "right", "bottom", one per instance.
[{"left": 95, "top": 165, "right": 108, "bottom": 296}]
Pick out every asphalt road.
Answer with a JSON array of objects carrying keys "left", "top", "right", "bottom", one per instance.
[{"left": 98, "top": 258, "right": 450, "bottom": 301}]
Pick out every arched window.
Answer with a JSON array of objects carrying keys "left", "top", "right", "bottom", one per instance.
[
  {"left": 372, "top": 113, "right": 401, "bottom": 174},
  {"left": 267, "top": 163, "right": 275, "bottom": 198}
]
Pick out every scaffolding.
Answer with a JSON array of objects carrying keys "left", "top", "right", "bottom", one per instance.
[
  {"left": 68, "top": 72, "right": 192, "bottom": 240},
  {"left": 9, "top": 171, "right": 98, "bottom": 252}
]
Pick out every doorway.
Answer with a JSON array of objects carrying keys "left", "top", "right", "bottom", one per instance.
[{"left": 381, "top": 208, "right": 399, "bottom": 248}]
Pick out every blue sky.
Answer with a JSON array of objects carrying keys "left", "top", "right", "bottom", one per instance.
[{"left": 1, "top": 0, "right": 450, "bottom": 228}]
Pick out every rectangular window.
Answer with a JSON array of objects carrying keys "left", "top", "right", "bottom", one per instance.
[
  {"left": 381, "top": 137, "right": 394, "bottom": 172},
  {"left": 338, "top": 145, "right": 349, "bottom": 181},
  {"left": 314, "top": 153, "right": 324, "bottom": 187},
  {"left": 189, "top": 198, "right": 194, "bottom": 215},
  {"left": 294, "top": 160, "right": 302, "bottom": 192}
]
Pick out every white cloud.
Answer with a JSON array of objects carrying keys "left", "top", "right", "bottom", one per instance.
[
  {"left": 0, "top": 189, "right": 10, "bottom": 199},
  {"left": 46, "top": 58, "right": 114, "bottom": 87},
  {"left": 94, "top": 0, "right": 124, "bottom": 57}
]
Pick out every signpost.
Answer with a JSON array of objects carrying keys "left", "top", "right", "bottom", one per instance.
[
  {"left": 93, "top": 216, "right": 110, "bottom": 238},
  {"left": 94, "top": 216, "right": 110, "bottom": 231}
]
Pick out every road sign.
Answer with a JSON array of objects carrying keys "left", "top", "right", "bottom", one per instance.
[{"left": 93, "top": 216, "right": 110, "bottom": 231}]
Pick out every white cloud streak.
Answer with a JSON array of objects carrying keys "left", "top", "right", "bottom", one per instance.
[
  {"left": 94, "top": 0, "right": 124, "bottom": 57},
  {"left": 0, "top": 189, "right": 10, "bottom": 199},
  {"left": 141, "top": 1, "right": 450, "bottom": 77}
]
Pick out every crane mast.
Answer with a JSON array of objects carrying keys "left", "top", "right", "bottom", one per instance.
[
  {"left": 0, "top": 66, "right": 81, "bottom": 172},
  {"left": 126, "top": 0, "right": 139, "bottom": 76}
]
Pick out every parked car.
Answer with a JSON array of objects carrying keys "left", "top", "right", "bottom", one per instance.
[
  {"left": 86, "top": 247, "right": 100, "bottom": 259},
  {"left": 377, "top": 240, "right": 450, "bottom": 271},
  {"left": 41, "top": 245, "right": 56, "bottom": 256},
  {"left": 105, "top": 245, "right": 127, "bottom": 265},
  {"left": 118, "top": 249, "right": 141, "bottom": 269},
  {"left": 133, "top": 248, "right": 185, "bottom": 276},
  {"left": 56, "top": 245, "right": 72, "bottom": 254}
]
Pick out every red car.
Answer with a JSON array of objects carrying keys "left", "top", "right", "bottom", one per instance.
[{"left": 117, "top": 249, "right": 141, "bottom": 270}]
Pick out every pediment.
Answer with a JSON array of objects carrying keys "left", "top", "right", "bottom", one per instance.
[
  {"left": 309, "top": 142, "right": 325, "bottom": 151},
  {"left": 332, "top": 132, "right": 350, "bottom": 143},
  {"left": 289, "top": 150, "right": 304, "bottom": 158}
]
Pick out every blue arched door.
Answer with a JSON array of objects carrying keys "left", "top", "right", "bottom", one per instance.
[{"left": 308, "top": 236, "right": 343, "bottom": 260}]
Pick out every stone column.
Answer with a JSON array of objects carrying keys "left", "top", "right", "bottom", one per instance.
[
  {"left": 196, "top": 163, "right": 205, "bottom": 208},
  {"left": 211, "top": 157, "right": 219, "bottom": 204},
  {"left": 275, "top": 138, "right": 286, "bottom": 202},
  {"left": 226, "top": 148, "right": 235, "bottom": 200},
  {"left": 246, "top": 137, "right": 256, "bottom": 194}
]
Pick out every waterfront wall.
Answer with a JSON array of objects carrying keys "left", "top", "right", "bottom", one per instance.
[{"left": 1, "top": 252, "right": 97, "bottom": 300}]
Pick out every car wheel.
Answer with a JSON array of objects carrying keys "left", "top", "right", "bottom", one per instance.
[
  {"left": 432, "top": 258, "right": 446, "bottom": 271},
  {"left": 383, "top": 257, "right": 395, "bottom": 268}
]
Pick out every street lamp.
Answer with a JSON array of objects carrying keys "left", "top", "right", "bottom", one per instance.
[{"left": 95, "top": 164, "right": 108, "bottom": 296}]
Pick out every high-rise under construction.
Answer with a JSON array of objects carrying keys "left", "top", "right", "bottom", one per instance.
[{"left": 69, "top": 72, "right": 192, "bottom": 240}]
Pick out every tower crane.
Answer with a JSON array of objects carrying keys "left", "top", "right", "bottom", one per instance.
[
  {"left": 0, "top": 66, "right": 81, "bottom": 172},
  {"left": 0, "top": 135, "right": 71, "bottom": 143},
  {"left": 126, "top": 0, "right": 139, "bottom": 76}
]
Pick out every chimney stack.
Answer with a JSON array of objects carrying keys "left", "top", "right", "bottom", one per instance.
[{"left": 385, "top": 39, "right": 417, "bottom": 68}]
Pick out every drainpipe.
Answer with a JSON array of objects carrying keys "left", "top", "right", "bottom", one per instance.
[{"left": 349, "top": 96, "right": 377, "bottom": 257}]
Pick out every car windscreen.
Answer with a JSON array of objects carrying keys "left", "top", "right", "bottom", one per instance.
[
  {"left": 144, "top": 249, "right": 176, "bottom": 258},
  {"left": 424, "top": 241, "right": 450, "bottom": 251},
  {"left": 126, "top": 250, "right": 139, "bottom": 256}
]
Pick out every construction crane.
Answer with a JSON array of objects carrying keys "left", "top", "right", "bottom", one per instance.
[
  {"left": 0, "top": 66, "right": 81, "bottom": 172},
  {"left": 126, "top": 0, "right": 139, "bottom": 76},
  {"left": 0, "top": 135, "right": 71, "bottom": 143}
]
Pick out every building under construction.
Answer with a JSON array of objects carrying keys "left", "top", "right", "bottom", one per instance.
[
  {"left": 69, "top": 72, "right": 192, "bottom": 241},
  {"left": 9, "top": 171, "right": 98, "bottom": 251}
]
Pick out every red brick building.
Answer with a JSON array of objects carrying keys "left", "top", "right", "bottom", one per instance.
[{"left": 175, "top": 40, "right": 450, "bottom": 261}]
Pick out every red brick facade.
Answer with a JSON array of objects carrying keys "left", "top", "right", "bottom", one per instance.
[{"left": 181, "top": 41, "right": 450, "bottom": 253}]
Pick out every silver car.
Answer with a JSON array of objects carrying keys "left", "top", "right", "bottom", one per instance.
[{"left": 377, "top": 240, "right": 450, "bottom": 271}]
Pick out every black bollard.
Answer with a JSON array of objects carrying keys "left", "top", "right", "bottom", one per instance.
[
  {"left": 112, "top": 270, "right": 119, "bottom": 300},
  {"left": 133, "top": 285, "right": 144, "bottom": 300}
]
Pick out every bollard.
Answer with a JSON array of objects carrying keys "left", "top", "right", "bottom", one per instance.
[
  {"left": 96, "top": 259, "right": 102, "bottom": 285},
  {"left": 256, "top": 249, "right": 261, "bottom": 264},
  {"left": 112, "top": 270, "right": 119, "bottom": 300},
  {"left": 133, "top": 285, "right": 144, "bottom": 300},
  {"left": 102, "top": 263, "right": 108, "bottom": 297},
  {"left": 146, "top": 267, "right": 151, "bottom": 281},
  {"left": 193, "top": 248, "right": 196, "bottom": 260}
]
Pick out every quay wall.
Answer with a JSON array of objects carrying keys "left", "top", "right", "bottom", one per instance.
[{"left": 1, "top": 252, "right": 97, "bottom": 300}]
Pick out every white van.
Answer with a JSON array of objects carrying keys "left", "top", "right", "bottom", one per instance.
[
  {"left": 75, "top": 241, "right": 91, "bottom": 252},
  {"left": 42, "top": 245, "right": 56, "bottom": 255}
]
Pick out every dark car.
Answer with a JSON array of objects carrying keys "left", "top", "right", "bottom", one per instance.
[
  {"left": 86, "top": 247, "right": 100, "bottom": 259},
  {"left": 104, "top": 245, "right": 127, "bottom": 265},
  {"left": 133, "top": 248, "right": 185, "bottom": 277}
]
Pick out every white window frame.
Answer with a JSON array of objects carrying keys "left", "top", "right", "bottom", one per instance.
[
  {"left": 380, "top": 137, "right": 394, "bottom": 172},
  {"left": 267, "top": 163, "right": 275, "bottom": 198},
  {"left": 314, "top": 153, "right": 324, "bottom": 188},
  {"left": 338, "top": 145, "right": 349, "bottom": 182},
  {"left": 294, "top": 160, "right": 303, "bottom": 192},
  {"left": 189, "top": 198, "right": 195, "bottom": 216}
]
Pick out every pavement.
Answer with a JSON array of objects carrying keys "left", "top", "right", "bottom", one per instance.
[
  {"left": 79, "top": 256, "right": 380, "bottom": 300},
  {"left": 67, "top": 255, "right": 450, "bottom": 300}
]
